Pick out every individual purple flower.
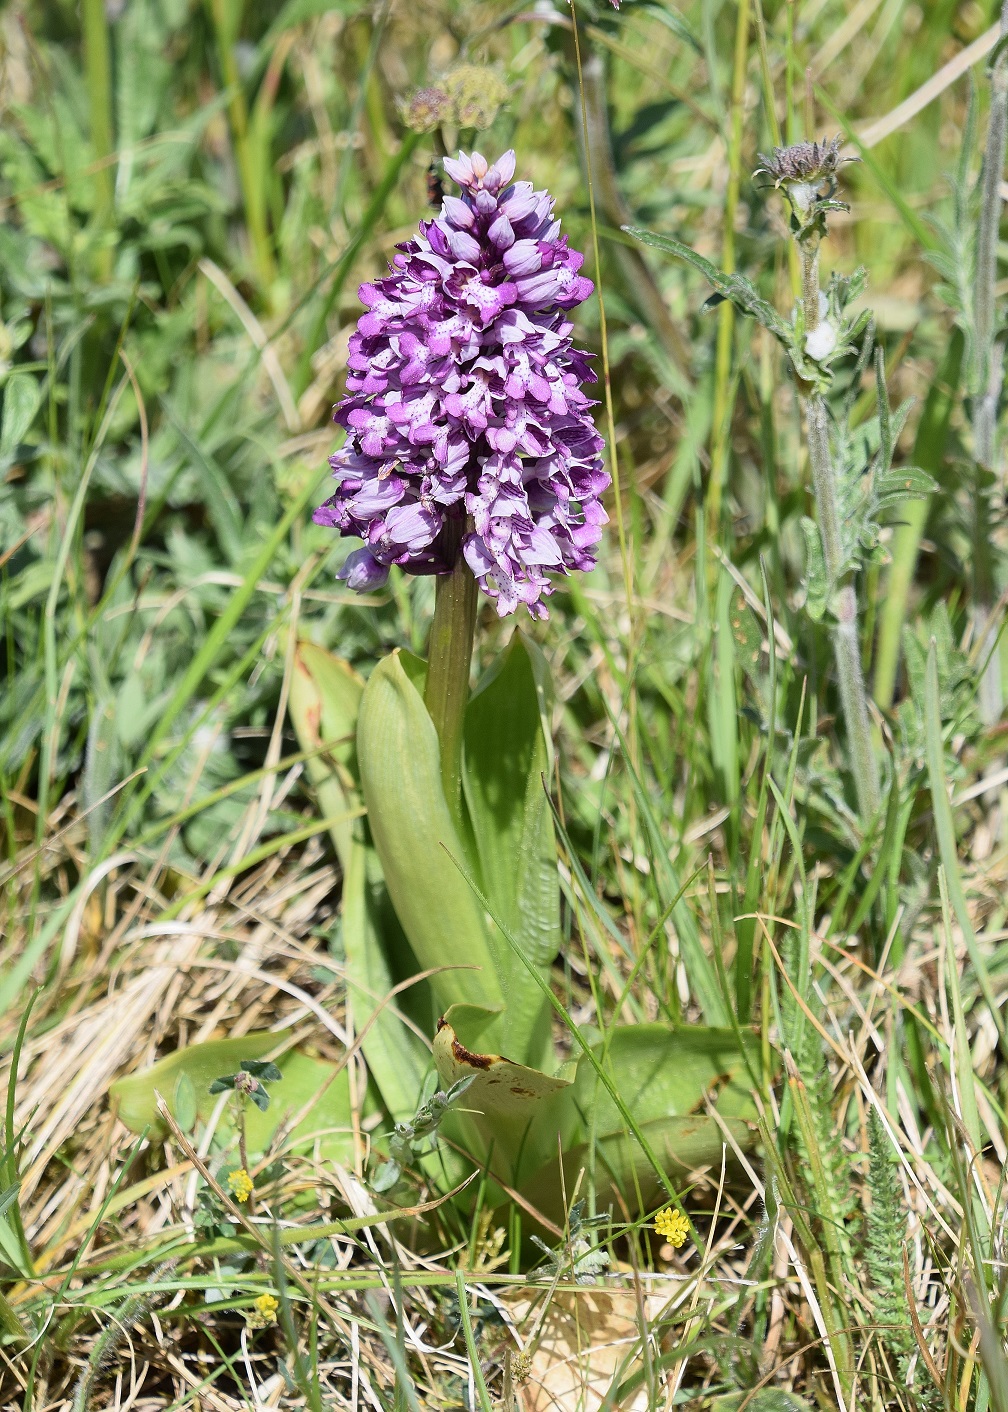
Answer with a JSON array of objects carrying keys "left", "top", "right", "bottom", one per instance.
[{"left": 314, "top": 149, "right": 609, "bottom": 618}]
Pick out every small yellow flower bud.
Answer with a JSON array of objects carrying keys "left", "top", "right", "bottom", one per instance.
[
  {"left": 654, "top": 1206, "right": 690, "bottom": 1248},
  {"left": 252, "top": 1292, "right": 279, "bottom": 1324},
  {"left": 228, "top": 1167, "right": 254, "bottom": 1203}
]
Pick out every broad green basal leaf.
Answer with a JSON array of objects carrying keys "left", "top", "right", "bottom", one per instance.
[
  {"left": 110, "top": 1032, "right": 356, "bottom": 1163},
  {"left": 111, "top": 1032, "right": 277, "bottom": 1135},
  {"left": 356, "top": 651, "right": 507, "bottom": 1040},
  {"left": 342, "top": 832, "right": 432, "bottom": 1123},
  {"left": 524, "top": 1024, "right": 760, "bottom": 1218},
  {"left": 288, "top": 639, "right": 430, "bottom": 1122}
]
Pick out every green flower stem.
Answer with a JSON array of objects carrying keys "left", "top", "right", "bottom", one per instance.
[
  {"left": 799, "top": 241, "right": 881, "bottom": 823},
  {"left": 708, "top": 0, "right": 751, "bottom": 562},
  {"left": 82, "top": 0, "right": 114, "bottom": 280},
  {"left": 804, "top": 392, "right": 843, "bottom": 576},
  {"left": 209, "top": 0, "right": 276, "bottom": 292},
  {"left": 973, "top": 0, "right": 1008, "bottom": 721},
  {"left": 236, "top": 1097, "right": 254, "bottom": 1216},
  {"left": 424, "top": 525, "right": 478, "bottom": 827}
]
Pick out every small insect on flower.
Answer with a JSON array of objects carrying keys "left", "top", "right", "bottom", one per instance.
[
  {"left": 228, "top": 1167, "right": 254, "bottom": 1203},
  {"left": 426, "top": 160, "right": 445, "bottom": 210},
  {"left": 248, "top": 1292, "right": 279, "bottom": 1327},
  {"left": 654, "top": 1206, "right": 690, "bottom": 1248}
]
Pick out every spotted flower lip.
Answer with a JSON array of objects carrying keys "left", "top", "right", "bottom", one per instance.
[{"left": 314, "top": 148, "right": 609, "bottom": 618}]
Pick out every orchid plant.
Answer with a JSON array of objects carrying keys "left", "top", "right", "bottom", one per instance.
[{"left": 290, "top": 149, "right": 758, "bottom": 1225}]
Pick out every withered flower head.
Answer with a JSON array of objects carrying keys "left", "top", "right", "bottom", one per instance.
[
  {"left": 754, "top": 137, "right": 850, "bottom": 213},
  {"left": 399, "top": 87, "right": 452, "bottom": 134},
  {"left": 442, "top": 65, "right": 509, "bottom": 130}
]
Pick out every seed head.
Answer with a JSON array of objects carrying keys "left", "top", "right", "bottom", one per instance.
[
  {"left": 399, "top": 87, "right": 451, "bottom": 134},
  {"left": 755, "top": 136, "right": 844, "bottom": 187},
  {"left": 442, "top": 65, "right": 509, "bottom": 130}
]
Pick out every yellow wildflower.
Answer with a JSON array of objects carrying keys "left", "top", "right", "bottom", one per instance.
[
  {"left": 227, "top": 1167, "right": 254, "bottom": 1202},
  {"left": 253, "top": 1293, "right": 279, "bottom": 1324},
  {"left": 654, "top": 1206, "right": 689, "bottom": 1248}
]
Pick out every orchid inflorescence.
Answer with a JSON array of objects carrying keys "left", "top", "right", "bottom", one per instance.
[{"left": 315, "top": 149, "right": 609, "bottom": 618}]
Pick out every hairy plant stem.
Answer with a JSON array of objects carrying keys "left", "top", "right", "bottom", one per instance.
[
  {"left": 425, "top": 520, "right": 478, "bottom": 827},
  {"left": 973, "top": 0, "right": 1008, "bottom": 722},
  {"left": 237, "top": 1100, "right": 254, "bottom": 1216},
  {"left": 798, "top": 238, "right": 881, "bottom": 822}
]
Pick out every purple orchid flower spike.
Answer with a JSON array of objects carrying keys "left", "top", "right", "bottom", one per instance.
[{"left": 314, "top": 149, "right": 609, "bottom": 619}]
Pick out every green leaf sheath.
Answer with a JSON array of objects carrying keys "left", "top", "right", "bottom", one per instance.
[
  {"left": 356, "top": 651, "right": 508, "bottom": 1038},
  {"left": 463, "top": 634, "right": 559, "bottom": 1070}
]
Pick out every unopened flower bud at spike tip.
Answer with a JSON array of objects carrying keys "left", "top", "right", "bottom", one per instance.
[{"left": 314, "top": 150, "right": 609, "bottom": 618}]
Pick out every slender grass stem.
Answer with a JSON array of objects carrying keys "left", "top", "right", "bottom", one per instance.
[
  {"left": 569, "top": 7, "right": 632, "bottom": 620},
  {"left": 424, "top": 522, "right": 478, "bottom": 827},
  {"left": 973, "top": 0, "right": 1008, "bottom": 721},
  {"left": 296, "top": 131, "right": 420, "bottom": 398},
  {"left": 576, "top": 51, "right": 689, "bottom": 371},
  {"left": 798, "top": 240, "right": 880, "bottom": 822},
  {"left": 82, "top": 0, "right": 114, "bottom": 280},
  {"left": 209, "top": 0, "right": 276, "bottom": 292},
  {"left": 708, "top": 0, "right": 750, "bottom": 554}
]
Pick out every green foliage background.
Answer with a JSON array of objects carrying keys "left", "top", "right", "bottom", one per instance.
[{"left": 3, "top": 0, "right": 1008, "bottom": 1405}]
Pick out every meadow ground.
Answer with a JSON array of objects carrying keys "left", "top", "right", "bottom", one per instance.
[{"left": 3, "top": 0, "right": 1008, "bottom": 1408}]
